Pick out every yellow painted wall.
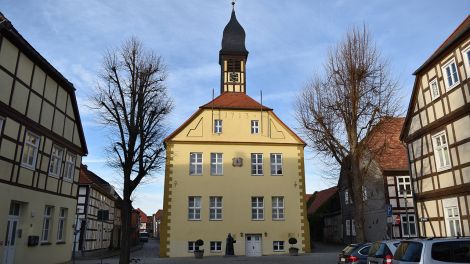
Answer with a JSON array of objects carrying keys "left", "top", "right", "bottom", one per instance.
[
  {"left": 0, "top": 184, "right": 77, "bottom": 264},
  {"left": 162, "top": 109, "right": 309, "bottom": 257}
]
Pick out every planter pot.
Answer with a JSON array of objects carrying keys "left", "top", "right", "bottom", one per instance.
[
  {"left": 289, "top": 248, "right": 299, "bottom": 256},
  {"left": 194, "top": 250, "right": 204, "bottom": 259}
]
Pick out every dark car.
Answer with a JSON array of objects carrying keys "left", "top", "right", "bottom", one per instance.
[
  {"left": 139, "top": 232, "right": 149, "bottom": 242},
  {"left": 368, "top": 240, "right": 401, "bottom": 264},
  {"left": 339, "top": 243, "right": 372, "bottom": 264}
]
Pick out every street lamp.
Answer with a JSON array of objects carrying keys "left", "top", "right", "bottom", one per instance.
[{"left": 402, "top": 189, "right": 410, "bottom": 239}]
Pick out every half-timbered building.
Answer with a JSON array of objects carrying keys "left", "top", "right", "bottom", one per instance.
[
  {"left": 0, "top": 12, "right": 87, "bottom": 264},
  {"left": 339, "top": 117, "right": 415, "bottom": 243},
  {"left": 75, "top": 165, "right": 117, "bottom": 253},
  {"left": 401, "top": 15, "right": 470, "bottom": 237}
]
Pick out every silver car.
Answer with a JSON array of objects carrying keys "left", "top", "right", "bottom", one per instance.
[
  {"left": 368, "top": 240, "right": 401, "bottom": 264},
  {"left": 393, "top": 238, "right": 470, "bottom": 264}
]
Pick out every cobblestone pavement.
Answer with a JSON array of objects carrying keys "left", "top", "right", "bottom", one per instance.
[
  {"left": 75, "top": 240, "right": 342, "bottom": 264},
  {"left": 76, "top": 253, "right": 339, "bottom": 264}
]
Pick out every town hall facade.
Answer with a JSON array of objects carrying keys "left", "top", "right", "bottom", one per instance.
[{"left": 160, "top": 5, "right": 310, "bottom": 257}]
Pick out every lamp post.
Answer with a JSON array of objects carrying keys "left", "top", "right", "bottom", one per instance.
[{"left": 403, "top": 190, "right": 410, "bottom": 239}]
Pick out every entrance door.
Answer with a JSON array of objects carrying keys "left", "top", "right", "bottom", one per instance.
[
  {"left": 3, "top": 217, "right": 19, "bottom": 264},
  {"left": 245, "top": 234, "right": 262, "bottom": 256}
]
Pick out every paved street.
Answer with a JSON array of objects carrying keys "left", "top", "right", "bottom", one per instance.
[{"left": 75, "top": 240, "right": 342, "bottom": 264}]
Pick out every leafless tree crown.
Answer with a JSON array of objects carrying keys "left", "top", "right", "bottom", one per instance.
[
  {"left": 94, "top": 37, "right": 173, "bottom": 192},
  {"left": 297, "top": 26, "right": 400, "bottom": 165}
]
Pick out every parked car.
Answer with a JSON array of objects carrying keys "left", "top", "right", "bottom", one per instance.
[
  {"left": 393, "top": 238, "right": 470, "bottom": 264},
  {"left": 139, "top": 232, "right": 149, "bottom": 242},
  {"left": 339, "top": 243, "right": 371, "bottom": 264},
  {"left": 368, "top": 240, "right": 401, "bottom": 264}
]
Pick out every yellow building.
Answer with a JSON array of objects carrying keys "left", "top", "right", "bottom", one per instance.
[
  {"left": 0, "top": 13, "right": 87, "bottom": 263},
  {"left": 160, "top": 6, "right": 310, "bottom": 257}
]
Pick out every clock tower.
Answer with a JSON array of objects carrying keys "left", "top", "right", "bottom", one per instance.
[{"left": 219, "top": 3, "right": 248, "bottom": 94}]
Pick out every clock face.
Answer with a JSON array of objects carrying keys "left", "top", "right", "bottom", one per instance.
[{"left": 229, "top": 72, "right": 239, "bottom": 83}]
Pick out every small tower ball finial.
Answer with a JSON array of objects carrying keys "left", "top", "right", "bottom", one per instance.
[{"left": 232, "top": 1, "right": 235, "bottom": 7}]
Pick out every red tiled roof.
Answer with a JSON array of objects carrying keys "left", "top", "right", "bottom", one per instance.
[
  {"left": 79, "top": 165, "right": 117, "bottom": 200},
  {"left": 136, "top": 208, "right": 148, "bottom": 223},
  {"left": 200, "top": 92, "right": 272, "bottom": 110},
  {"left": 154, "top": 209, "right": 163, "bottom": 220},
  {"left": 307, "top": 187, "right": 338, "bottom": 215},
  {"left": 305, "top": 194, "right": 312, "bottom": 201},
  {"left": 366, "top": 117, "right": 408, "bottom": 171},
  {"left": 414, "top": 15, "right": 470, "bottom": 75}
]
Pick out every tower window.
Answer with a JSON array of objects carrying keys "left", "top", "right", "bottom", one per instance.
[{"left": 227, "top": 59, "right": 241, "bottom": 72}]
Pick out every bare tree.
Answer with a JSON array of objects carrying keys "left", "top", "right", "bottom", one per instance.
[
  {"left": 93, "top": 37, "right": 173, "bottom": 263},
  {"left": 296, "top": 26, "right": 400, "bottom": 242}
]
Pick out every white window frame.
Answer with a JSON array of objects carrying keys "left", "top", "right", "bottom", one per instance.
[
  {"left": 214, "top": 119, "right": 222, "bottom": 134},
  {"left": 210, "top": 153, "right": 223, "bottom": 175},
  {"left": 345, "top": 219, "right": 351, "bottom": 236},
  {"left": 351, "top": 219, "right": 356, "bottom": 236},
  {"left": 270, "top": 153, "right": 283, "bottom": 175},
  {"left": 251, "top": 197, "right": 264, "bottom": 220},
  {"left": 273, "top": 241, "right": 285, "bottom": 251},
  {"left": 57, "top": 208, "right": 67, "bottom": 241},
  {"left": 63, "top": 152, "right": 76, "bottom": 181},
  {"left": 41, "top": 206, "right": 53, "bottom": 242},
  {"left": 251, "top": 153, "right": 263, "bottom": 175},
  {"left": 209, "top": 196, "right": 222, "bottom": 220},
  {"left": 272, "top": 196, "right": 284, "bottom": 220},
  {"left": 443, "top": 198, "right": 462, "bottom": 237},
  {"left": 189, "top": 152, "right": 203, "bottom": 175},
  {"left": 429, "top": 79, "right": 440, "bottom": 101},
  {"left": 397, "top": 176, "right": 412, "bottom": 197},
  {"left": 188, "top": 241, "right": 196, "bottom": 252},
  {"left": 210, "top": 241, "right": 222, "bottom": 252},
  {"left": 21, "top": 131, "right": 40, "bottom": 169},
  {"left": 441, "top": 58, "right": 460, "bottom": 90},
  {"left": 432, "top": 131, "right": 451, "bottom": 171},
  {"left": 251, "top": 120, "right": 259, "bottom": 134},
  {"left": 188, "top": 196, "right": 201, "bottom": 220},
  {"left": 49, "top": 145, "right": 64, "bottom": 177},
  {"left": 462, "top": 45, "right": 470, "bottom": 79},
  {"left": 400, "top": 214, "right": 417, "bottom": 237}
]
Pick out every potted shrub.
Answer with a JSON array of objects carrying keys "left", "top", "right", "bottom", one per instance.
[
  {"left": 194, "top": 239, "right": 204, "bottom": 258},
  {"left": 288, "top": 237, "right": 299, "bottom": 256}
]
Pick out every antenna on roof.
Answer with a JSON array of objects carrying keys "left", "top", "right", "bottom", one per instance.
[
  {"left": 212, "top": 88, "right": 215, "bottom": 134},
  {"left": 260, "top": 90, "right": 263, "bottom": 135}
]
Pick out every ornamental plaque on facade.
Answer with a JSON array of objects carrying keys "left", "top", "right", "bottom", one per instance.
[{"left": 232, "top": 157, "right": 243, "bottom": 167}]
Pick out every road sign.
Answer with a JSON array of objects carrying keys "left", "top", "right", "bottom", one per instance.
[
  {"left": 395, "top": 215, "right": 401, "bottom": 225},
  {"left": 387, "top": 204, "right": 393, "bottom": 217}
]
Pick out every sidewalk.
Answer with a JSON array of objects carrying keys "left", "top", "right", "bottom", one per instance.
[{"left": 73, "top": 244, "right": 144, "bottom": 261}]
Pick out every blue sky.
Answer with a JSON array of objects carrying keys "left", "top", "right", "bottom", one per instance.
[{"left": 2, "top": 0, "right": 469, "bottom": 214}]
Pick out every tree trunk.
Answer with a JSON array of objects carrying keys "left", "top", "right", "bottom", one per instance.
[
  {"left": 119, "top": 194, "right": 132, "bottom": 264},
  {"left": 350, "top": 153, "right": 366, "bottom": 242}
]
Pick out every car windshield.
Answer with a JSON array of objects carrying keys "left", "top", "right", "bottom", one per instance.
[
  {"left": 140, "top": 233, "right": 148, "bottom": 237},
  {"left": 394, "top": 241, "right": 422, "bottom": 262},
  {"left": 432, "top": 241, "right": 470, "bottom": 263},
  {"left": 358, "top": 245, "right": 371, "bottom": 256},
  {"left": 343, "top": 245, "right": 358, "bottom": 255},
  {"left": 369, "top": 242, "right": 381, "bottom": 257}
]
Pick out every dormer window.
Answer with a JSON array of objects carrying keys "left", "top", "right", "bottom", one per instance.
[
  {"left": 251, "top": 120, "right": 259, "bottom": 134},
  {"left": 442, "top": 59, "right": 460, "bottom": 90},
  {"left": 214, "top": 119, "right": 223, "bottom": 133}
]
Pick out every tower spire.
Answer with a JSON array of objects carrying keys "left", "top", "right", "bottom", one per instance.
[{"left": 219, "top": 0, "right": 248, "bottom": 94}]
